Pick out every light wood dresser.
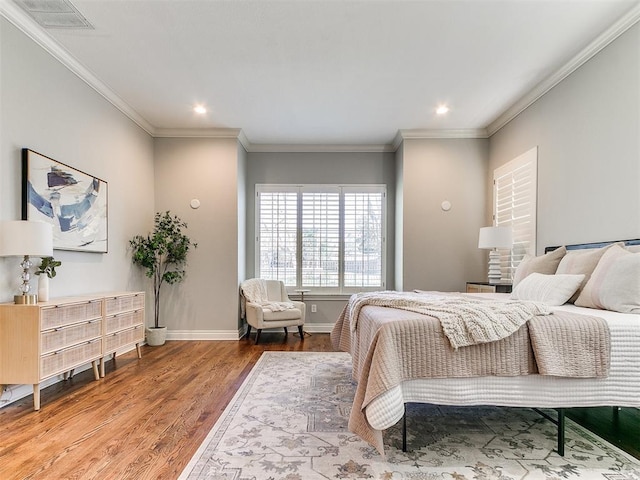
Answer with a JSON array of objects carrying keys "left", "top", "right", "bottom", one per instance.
[
  {"left": 0, "top": 292, "right": 145, "bottom": 410},
  {"left": 101, "top": 292, "right": 145, "bottom": 377}
]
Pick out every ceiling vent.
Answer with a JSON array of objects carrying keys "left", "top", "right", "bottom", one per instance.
[{"left": 13, "top": 0, "right": 94, "bottom": 29}]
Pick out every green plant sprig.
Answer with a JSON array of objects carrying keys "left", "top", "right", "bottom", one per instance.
[{"left": 35, "top": 256, "right": 62, "bottom": 279}]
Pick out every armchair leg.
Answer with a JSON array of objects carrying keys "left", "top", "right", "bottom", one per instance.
[
  {"left": 255, "top": 329, "right": 262, "bottom": 344},
  {"left": 283, "top": 327, "right": 288, "bottom": 336},
  {"left": 246, "top": 325, "right": 251, "bottom": 339},
  {"left": 298, "top": 325, "right": 304, "bottom": 340}
]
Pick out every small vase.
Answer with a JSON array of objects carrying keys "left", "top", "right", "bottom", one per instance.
[{"left": 38, "top": 275, "right": 50, "bottom": 302}]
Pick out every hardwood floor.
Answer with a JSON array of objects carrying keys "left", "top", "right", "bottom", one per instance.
[
  {"left": 0, "top": 332, "right": 333, "bottom": 480},
  {"left": 1, "top": 333, "right": 638, "bottom": 479}
]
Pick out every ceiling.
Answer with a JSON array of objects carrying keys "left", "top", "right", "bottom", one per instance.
[{"left": 3, "top": 0, "right": 640, "bottom": 148}]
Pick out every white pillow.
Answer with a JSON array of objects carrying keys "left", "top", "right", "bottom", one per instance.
[
  {"left": 575, "top": 244, "right": 640, "bottom": 313},
  {"left": 510, "top": 273, "right": 585, "bottom": 306}
]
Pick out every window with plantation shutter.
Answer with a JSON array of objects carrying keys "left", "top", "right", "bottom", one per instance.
[
  {"left": 302, "top": 190, "right": 340, "bottom": 288},
  {"left": 256, "top": 184, "right": 386, "bottom": 293},
  {"left": 493, "top": 147, "right": 538, "bottom": 280},
  {"left": 257, "top": 189, "right": 298, "bottom": 286}
]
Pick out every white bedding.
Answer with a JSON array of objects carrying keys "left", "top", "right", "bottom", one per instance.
[{"left": 364, "top": 293, "right": 640, "bottom": 431}]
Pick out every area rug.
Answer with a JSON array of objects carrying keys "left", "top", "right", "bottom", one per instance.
[{"left": 178, "top": 352, "right": 640, "bottom": 480}]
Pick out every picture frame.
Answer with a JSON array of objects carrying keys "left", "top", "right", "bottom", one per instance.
[{"left": 22, "top": 148, "right": 108, "bottom": 253}]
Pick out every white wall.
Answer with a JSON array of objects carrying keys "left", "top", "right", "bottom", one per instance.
[
  {"left": 489, "top": 23, "right": 640, "bottom": 251},
  {"left": 153, "top": 137, "right": 243, "bottom": 336},
  {"left": 0, "top": 18, "right": 155, "bottom": 304},
  {"left": 399, "top": 138, "right": 489, "bottom": 292}
]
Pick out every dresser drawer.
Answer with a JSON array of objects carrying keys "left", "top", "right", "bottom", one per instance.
[
  {"left": 40, "top": 338, "right": 102, "bottom": 379},
  {"left": 104, "top": 325, "right": 144, "bottom": 353},
  {"left": 105, "top": 294, "right": 144, "bottom": 316},
  {"left": 41, "top": 319, "right": 102, "bottom": 355},
  {"left": 104, "top": 310, "right": 144, "bottom": 335},
  {"left": 41, "top": 300, "right": 102, "bottom": 330}
]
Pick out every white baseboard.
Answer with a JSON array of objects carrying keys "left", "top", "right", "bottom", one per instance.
[
  {"left": 168, "top": 324, "right": 334, "bottom": 340},
  {"left": 167, "top": 330, "right": 244, "bottom": 340},
  {"left": 301, "top": 323, "right": 334, "bottom": 333}
]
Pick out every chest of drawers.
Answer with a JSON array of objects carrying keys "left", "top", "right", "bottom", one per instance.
[{"left": 0, "top": 292, "right": 145, "bottom": 410}]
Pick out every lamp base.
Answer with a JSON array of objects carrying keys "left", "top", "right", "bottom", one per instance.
[
  {"left": 487, "top": 249, "right": 503, "bottom": 284},
  {"left": 14, "top": 294, "right": 38, "bottom": 305}
]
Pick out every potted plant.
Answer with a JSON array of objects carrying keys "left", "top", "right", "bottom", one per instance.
[
  {"left": 34, "top": 256, "right": 62, "bottom": 302},
  {"left": 129, "top": 211, "right": 197, "bottom": 346}
]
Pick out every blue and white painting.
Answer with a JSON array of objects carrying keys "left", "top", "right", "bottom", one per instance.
[{"left": 23, "top": 149, "right": 108, "bottom": 253}]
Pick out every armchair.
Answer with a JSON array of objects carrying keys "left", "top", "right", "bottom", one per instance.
[{"left": 240, "top": 279, "right": 306, "bottom": 344}]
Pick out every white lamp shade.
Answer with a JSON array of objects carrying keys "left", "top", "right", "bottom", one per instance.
[
  {"left": 0, "top": 220, "right": 54, "bottom": 257},
  {"left": 478, "top": 226, "right": 512, "bottom": 249}
]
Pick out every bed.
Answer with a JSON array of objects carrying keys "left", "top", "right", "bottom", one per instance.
[{"left": 331, "top": 239, "right": 640, "bottom": 455}]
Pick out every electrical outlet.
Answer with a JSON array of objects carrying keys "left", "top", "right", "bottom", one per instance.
[{"left": 311, "top": 304, "right": 317, "bottom": 313}]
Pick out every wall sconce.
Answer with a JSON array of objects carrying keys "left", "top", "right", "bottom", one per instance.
[{"left": 0, "top": 220, "right": 53, "bottom": 304}]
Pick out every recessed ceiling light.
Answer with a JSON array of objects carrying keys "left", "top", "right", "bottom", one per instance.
[
  {"left": 436, "top": 105, "right": 449, "bottom": 115},
  {"left": 194, "top": 105, "right": 207, "bottom": 114}
]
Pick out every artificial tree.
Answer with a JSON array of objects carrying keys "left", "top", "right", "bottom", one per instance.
[{"left": 130, "top": 211, "right": 196, "bottom": 343}]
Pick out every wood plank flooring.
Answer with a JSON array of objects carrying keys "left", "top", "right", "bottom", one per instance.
[
  {"left": 1, "top": 333, "right": 638, "bottom": 479},
  {"left": 0, "top": 332, "right": 333, "bottom": 480}
]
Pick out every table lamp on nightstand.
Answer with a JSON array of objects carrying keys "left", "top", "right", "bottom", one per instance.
[
  {"left": 478, "top": 226, "right": 512, "bottom": 284},
  {"left": 0, "top": 220, "right": 53, "bottom": 304}
]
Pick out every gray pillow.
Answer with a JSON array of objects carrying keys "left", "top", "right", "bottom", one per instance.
[
  {"left": 555, "top": 243, "right": 621, "bottom": 303},
  {"left": 512, "top": 246, "right": 567, "bottom": 287}
]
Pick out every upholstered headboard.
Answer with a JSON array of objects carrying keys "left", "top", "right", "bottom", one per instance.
[{"left": 545, "top": 238, "right": 640, "bottom": 253}]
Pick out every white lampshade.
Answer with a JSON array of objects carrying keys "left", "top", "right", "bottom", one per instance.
[
  {"left": 478, "top": 226, "right": 512, "bottom": 250},
  {"left": 0, "top": 220, "right": 54, "bottom": 257}
]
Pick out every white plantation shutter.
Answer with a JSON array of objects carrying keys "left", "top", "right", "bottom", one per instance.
[
  {"left": 257, "top": 188, "right": 298, "bottom": 285},
  {"left": 302, "top": 190, "right": 340, "bottom": 288},
  {"left": 343, "top": 189, "right": 384, "bottom": 288},
  {"left": 256, "top": 184, "right": 386, "bottom": 292},
  {"left": 493, "top": 147, "right": 538, "bottom": 280}
]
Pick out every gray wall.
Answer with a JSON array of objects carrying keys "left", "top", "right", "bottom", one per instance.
[
  {"left": 0, "top": 18, "right": 155, "bottom": 304},
  {"left": 153, "top": 137, "right": 244, "bottom": 336},
  {"left": 246, "top": 151, "right": 396, "bottom": 325},
  {"left": 399, "top": 138, "right": 489, "bottom": 292},
  {"left": 489, "top": 23, "right": 640, "bottom": 251}
]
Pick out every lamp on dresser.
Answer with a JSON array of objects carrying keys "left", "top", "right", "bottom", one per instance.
[
  {"left": 478, "top": 226, "right": 512, "bottom": 284},
  {"left": 0, "top": 220, "right": 53, "bottom": 304}
]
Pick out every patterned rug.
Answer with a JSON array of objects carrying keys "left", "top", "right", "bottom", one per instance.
[{"left": 178, "top": 352, "right": 640, "bottom": 480}]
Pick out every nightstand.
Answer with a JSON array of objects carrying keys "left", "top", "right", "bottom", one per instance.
[{"left": 466, "top": 281, "right": 512, "bottom": 294}]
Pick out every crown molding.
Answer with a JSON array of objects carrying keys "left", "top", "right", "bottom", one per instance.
[
  {"left": 393, "top": 128, "right": 490, "bottom": 150},
  {"left": 245, "top": 143, "right": 396, "bottom": 153},
  {"left": 0, "top": 1, "right": 156, "bottom": 136},
  {"left": 487, "top": 3, "right": 640, "bottom": 136},
  {"left": 153, "top": 128, "right": 243, "bottom": 139},
  {"left": 153, "top": 128, "right": 251, "bottom": 151}
]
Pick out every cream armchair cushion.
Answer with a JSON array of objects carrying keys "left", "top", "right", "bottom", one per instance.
[{"left": 240, "top": 279, "right": 306, "bottom": 343}]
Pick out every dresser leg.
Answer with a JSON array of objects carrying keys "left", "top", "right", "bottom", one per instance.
[
  {"left": 92, "top": 361, "right": 100, "bottom": 380},
  {"left": 135, "top": 343, "right": 142, "bottom": 359},
  {"left": 33, "top": 384, "right": 40, "bottom": 411},
  {"left": 100, "top": 358, "right": 105, "bottom": 378}
]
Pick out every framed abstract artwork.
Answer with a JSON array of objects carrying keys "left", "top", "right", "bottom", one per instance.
[{"left": 22, "top": 149, "right": 108, "bottom": 253}]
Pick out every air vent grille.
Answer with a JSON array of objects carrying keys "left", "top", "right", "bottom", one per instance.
[{"left": 13, "top": 0, "right": 94, "bottom": 29}]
